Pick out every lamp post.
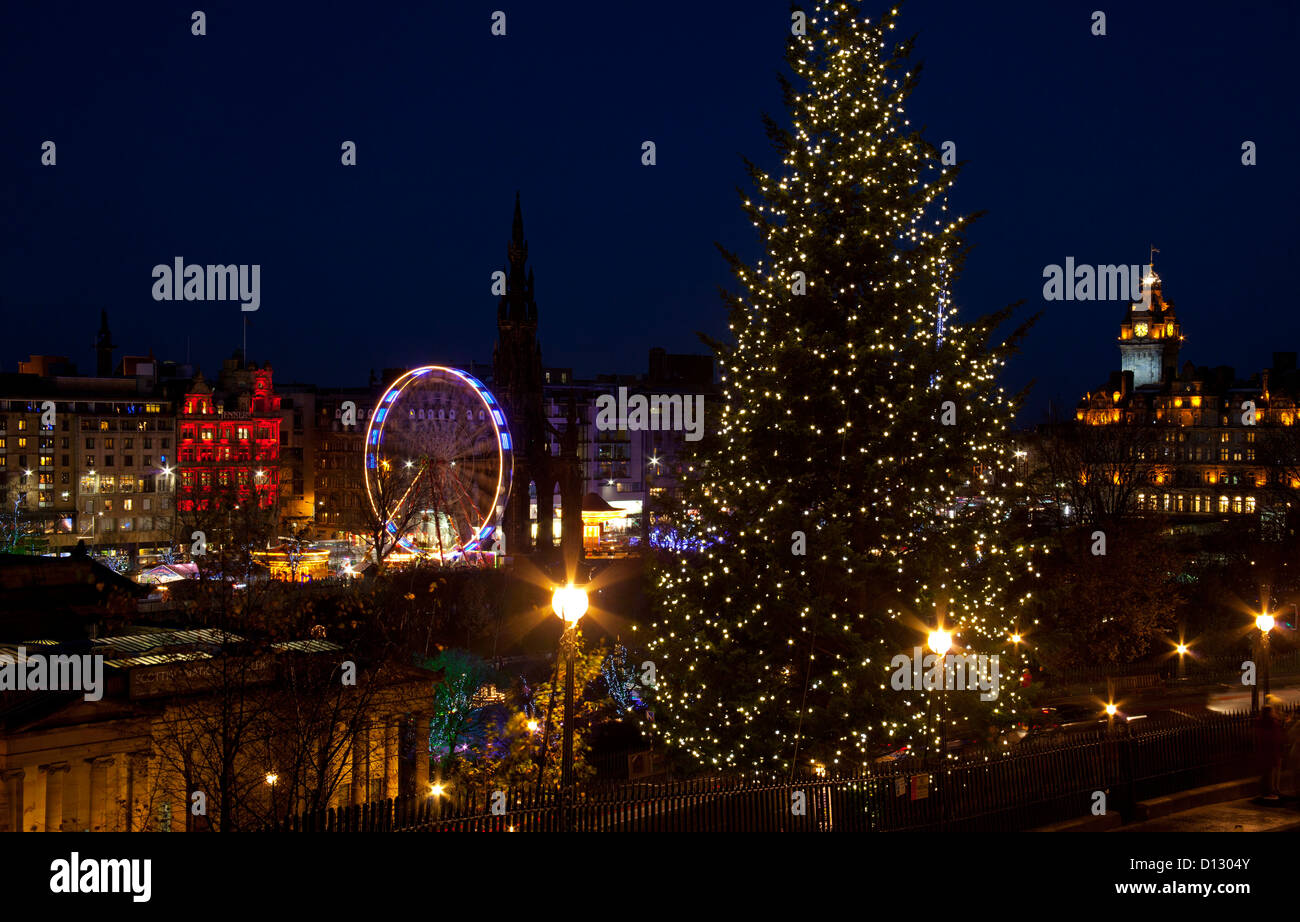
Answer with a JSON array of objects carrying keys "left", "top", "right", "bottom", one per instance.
[
  {"left": 926, "top": 628, "right": 952, "bottom": 761},
  {"left": 926, "top": 627, "right": 952, "bottom": 831},
  {"left": 1253, "top": 611, "right": 1275, "bottom": 716},
  {"left": 265, "top": 772, "right": 278, "bottom": 826},
  {"left": 551, "top": 583, "right": 589, "bottom": 789}
]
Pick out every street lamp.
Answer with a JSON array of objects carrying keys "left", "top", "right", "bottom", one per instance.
[
  {"left": 926, "top": 626, "right": 953, "bottom": 831},
  {"left": 265, "top": 772, "right": 278, "bottom": 822},
  {"left": 927, "top": 629, "right": 952, "bottom": 657},
  {"left": 551, "top": 583, "right": 589, "bottom": 789},
  {"left": 926, "top": 627, "right": 952, "bottom": 765},
  {"left": 1253, "top": 611, "right": 1275, "bottom": 716}
]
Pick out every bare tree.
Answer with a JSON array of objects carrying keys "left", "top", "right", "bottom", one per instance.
[
  {"left": 173, "top": 477, "right": 277, "bottom": 582},
  {"left": 361, "top": 457, "right": 430, "bottom": 574},
  {"left": 1027, "top": 419, "right": 1161, "bottom": 528},
  {"left": 144, "top": 577, "right": 430, "bottom": 829}
]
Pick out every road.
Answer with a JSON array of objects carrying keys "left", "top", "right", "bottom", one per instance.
[{"left": 1041, "top": 675, "right": 1300, "bottom": 733}]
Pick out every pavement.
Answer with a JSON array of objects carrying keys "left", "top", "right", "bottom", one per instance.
[{"left": 1117, "top": 797, "right": 1300, "bottom": 832}]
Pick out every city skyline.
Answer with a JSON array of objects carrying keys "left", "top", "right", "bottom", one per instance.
[
  {"left": 4, "top": 0, "right": 1300, "bottom": 883},
  {"left": 3, "top": 1, "right": 1296, "bottom": 423}
]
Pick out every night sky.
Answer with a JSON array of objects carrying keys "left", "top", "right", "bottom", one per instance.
[{"left": 3, "top": 1, "right": 1295, "bottom": 423}]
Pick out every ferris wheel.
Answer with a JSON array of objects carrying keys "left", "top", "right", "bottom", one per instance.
[{"left": 363, "top": 366, "right": 513, "bottom": 563}]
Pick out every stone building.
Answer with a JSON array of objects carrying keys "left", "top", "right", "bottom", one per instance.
[
  {"left": 491, "top": 194, "right": 583, "bottom": 562},
  {"left": 0, "top": 314, "right": 179, "bottom": 568},
  {"left": 0, "top": 646, "right": 432, "bottom": 832},
  {"left": 1075, "top": 264, "right": 1300, "bottom": 526}
]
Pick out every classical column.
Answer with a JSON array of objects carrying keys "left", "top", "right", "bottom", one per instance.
[
  {"left": 1, "top": 769, "right": 24, "bottom": 833},
  {"left": 384, "top": 717, "right": 400, "bottom": 800},
  {"left": 23, "top": 768, "right": 43, "bottom": 832},
  {"left": 412, "top": 711, "right": 431, "bottom": 795},
  {"left": 330, "top": 721, "right": 350, "bottom": 810},
  {"left": 41, "top": 763, "right": 70, "bottom": 832},
  {"left": 72, "top": 758, "right": 95, "bottom": 832},
  {"left": 87, "top": 756, "right": 114, "bottom": 831},
  {"left": 350, "top": 721, "right": 368, "bottom": 806},
  {"left": 125, "top": 751, "right": 151, "bottom": 832}
]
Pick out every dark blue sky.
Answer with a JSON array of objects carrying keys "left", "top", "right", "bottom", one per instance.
[{"left": 3, "top": 1, "right": 1296, "bottom": 422}]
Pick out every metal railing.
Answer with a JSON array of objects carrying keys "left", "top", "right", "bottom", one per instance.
[{"left": 271, "top": 705, "right": 1293, "bottom": 832}]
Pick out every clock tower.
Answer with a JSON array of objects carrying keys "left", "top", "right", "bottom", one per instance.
[{"left": 1118, "top": 263, "right": 1181, "bottom": 388}]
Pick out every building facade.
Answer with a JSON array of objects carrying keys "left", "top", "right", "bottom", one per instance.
[
  {"left": 175, "top": 359, "right": 281, "bottom": 514},
  {"left": 0, "top": 350, "right": 178, "bottom": 568},
  {"left": 1075, "top": 265, "right": 1297, "bottom": 526}
]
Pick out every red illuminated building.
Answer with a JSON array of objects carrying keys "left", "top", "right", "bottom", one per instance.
[{"left": 176, "top": 363, "right": 281, "bottom": 512}]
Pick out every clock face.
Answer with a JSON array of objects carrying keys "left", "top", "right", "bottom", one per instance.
[{"left": 1134, "top": 322, "right": 1148, "bottom": 337}]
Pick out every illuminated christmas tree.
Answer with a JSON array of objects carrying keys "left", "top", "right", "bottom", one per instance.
[{"left": 646, "top": 1, "right": 1035, "bottom": 776}]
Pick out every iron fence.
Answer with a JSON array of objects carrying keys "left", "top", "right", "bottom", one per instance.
[{"left": 272, "top": 705, "right": 1293, "bottom": 832}]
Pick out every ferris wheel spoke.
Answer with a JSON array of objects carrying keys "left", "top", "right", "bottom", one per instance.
[
  {"left": 447, "top": 474, "right": 484, "bottom": 546},
  {"left": 364, "top": 366, "right": 513, "bottom": 564}
]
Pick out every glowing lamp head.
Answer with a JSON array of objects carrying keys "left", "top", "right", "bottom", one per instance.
[
  {"left": 1176, "top": 643, "right": 1188, "bottom": 655},
  {"left": 927, "top": 629, "right": 952, "bottom": 657},
  {"left": 1104, "top": 703, "right": 1118, "bottom": 717},
  {"left": 1256, "top": 613, "right": 1275, "bottom": 633},
  {"left": 1010, "top": 633, "right": 1022, "bottom": 645},
  {"left": 526, "top": 719, "right": 540, "bottom": 733},
  {"left": 429, "top": 783, "right": 445, "bottom": 798},
  {"left": 265, "top": 772, "right": 278, "bottom": 786},
  {"left": 551, "top": 584, "right": 589, "bottom": 624}
]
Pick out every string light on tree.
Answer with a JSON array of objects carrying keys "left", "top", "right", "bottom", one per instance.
[{"left": 645, "top": 0, "right": 1034, "bottom": 776}]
